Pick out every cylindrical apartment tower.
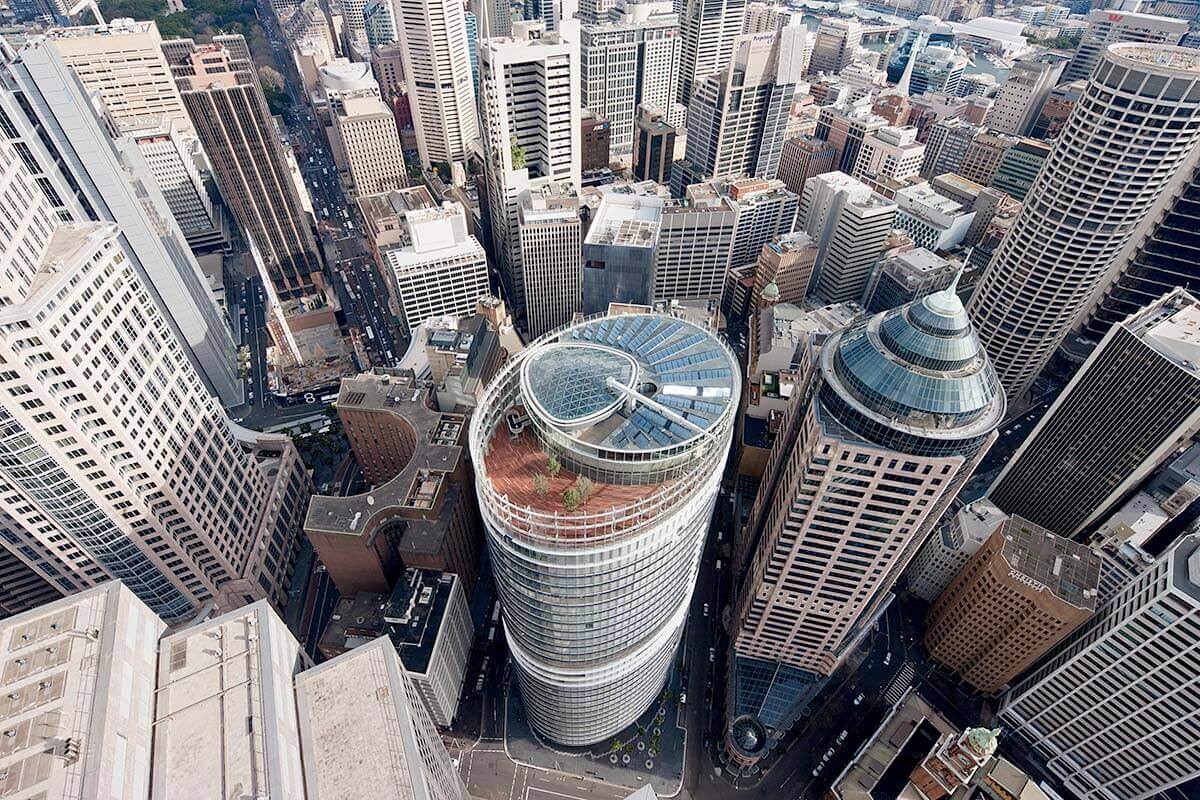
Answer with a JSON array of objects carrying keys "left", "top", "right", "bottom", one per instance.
[
  {"left": 968, "top": 44, "right": 1200, "bottom": 402},
  {"left": 470, "top": 310, "right": 739, "bottom": 745}
]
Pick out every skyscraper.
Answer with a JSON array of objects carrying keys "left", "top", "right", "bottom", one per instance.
[
  {"left": 678, "top": 0, "right": 748, "bottom": 102},
  {"left": 582, "top": 193, "right": 663, "bottom": 313},
  {"left": 173, "top": 40, "right": 323, "bottom": 301},
  {"left": 519, "top": 189, "right": 583, "bottom": 338},
  {"left": 987, "top": 53, "right": 1067, "bottom": 136},
  {"left": 907, "top": 45, "right": 968, "bottom": 96},
  {"left": 798, "top": 171, "right": 896, "bottom": 304},
  {"left": 331, "top": 89, "right": 409, "bottom": 196},
  {"left": 776, "top": 135, "right": 837, "bottom": 195},
  {"left": 632, "top": 104, "right": 678, "bottom": 183},
  {"left": 968, "top": 44, "right": 1200, "bottom": 402},
  {"left": 999, "top": 534, "right": 1200, "bottom": 800},
  {"left": 655, "top": 190, "right": 739, "bottom": 300},
  {"left": 808, "top": 17, "right": 861, "bottom": 76},
  {"left": 919, "top": 118, "right": 979, "bottom": 179},
  {"left": 2, "top": 37, "right": 241, "bottom": 407},
  {"left": 671, "top": 27, "right": 804, "bottom": 194},
  {"left": 727, "top": 280, "right": 1004, "bottom": 751},
  {"left": 988, "top": 138, "right": 1051, "bottom": 202},
  {"left": 580, "top": 2, "right": 681, "bottom": 156},
  {"left": 1083, "top": 154, "right": 1200, "bottom": 340},
  {"left": 924, "top": 519, "right": 1100, "bottom": 694},
  {"left": 0, "top": 136, "right": 310, "bottom": 619},
  {"left": 478, "top": 22, "right": 581, "bottom": 319},
  {"left": 470, "top": 310, "right": 739, "bottom": 745},
  {"left": 851, "top": 124, "right": 925, "bottom": 183},
  {"left": 989, "top": 289, "right": 1200, "bottom": 539},
  {"left": 396, "top": 0, "right": 479, "bottom": 168},
  {"left": 1063, "top": 9, "right": 1187, "bottom": 82}
]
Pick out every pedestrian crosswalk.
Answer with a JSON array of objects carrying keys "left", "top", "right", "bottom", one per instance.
[{"left": 882, "top": 662, "right": 915, "bottom": 706}]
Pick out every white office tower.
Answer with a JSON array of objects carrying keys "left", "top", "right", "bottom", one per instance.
[
  {"left": 678, "top": 0, "right": 747, "bottom": 102},
  {"left": 656, "top": 190, "right": 738, "bottom": 300},
  {"left": 0, "top": 583, "right": 165, "bottom": 799},
  {"left": 296, "top": 636, "right": 472, "bottom": 800},
  {"left": 42, "top": 20, "right": 193, "bottom": 133},
  {"left": 1, "top": 39, "right": 242, "bottom": 408},
  {"left": 580, "top": 1, "right": 681, "bottom": 156},
  {"left": 1063, "top": 9, "right": 1187, "bottom": 82},
  {"left": 893, "top": 183, "right": 975, "bottom": 251},
  {"left": 672, "top": 27, "right": 805, "bottom": 194},
  {"left": 479, "top": 22, "right": 581, "bottom": 320},
  {"left": 152, "top": 601, "right": 308, "bottom": 799},
  {"left": 904, "top": 499, "right": 1007, "bottom": 603},
  {"left": 851, "top": 125, "right": 925, "bottom": 183},
  {"left": 519, "top": 189, "right": 582, "bottom": 338},
  {"left": 381, "top": 201, "right": 489, "bottom": 334},
  {"left": 0, "top": 137, "right": 308, "bottom": 619},
  {"left": 119, "top": 116, "right": 223, "bottom": 251},
  {"left": 907, "top": 45, "right": 968, "bottom": 96},
  {"left": 396, "top": 0, "right": 479, "bottom": 168},
  {"left": 332, "top": 89, "right": 408, "bottom": 196},
  {"left": 281, "top": 0, "right": 338, "bottom": 56},
  {"left": 742, "top": 2, "right": 793, "bottom": 34},
  {"left": 799, "top": 171, "right": 897, "bottom": 304},
  {"left": 969, "top": 45, "right": 1200, "bottom": 403},
  {"left": 808, "top": 17, "right": 861, "bottom": 76},
  {"left": 999, "top": 534, "right": 1200, "bottom": 800},
  {"left": 728, "top": 283, "right": 1004, "bottom": 741},
  {"left": 471, "top": 309, "right": 739, "bottom": 745},
  {"left": 988, "top": 53, "right": 1067, "bottom": 136}
]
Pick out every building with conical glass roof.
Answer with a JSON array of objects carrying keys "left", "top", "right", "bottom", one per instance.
[{"left": 724, "top": 281, "right": 1004, "bottom": 768}]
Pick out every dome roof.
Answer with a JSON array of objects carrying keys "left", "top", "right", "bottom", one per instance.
[
  {"left": 823, "top": 283, "right": 1006, "bottom": 443},
  {"left": 761, "top": 282, "right": 780, "bottom": 301}
]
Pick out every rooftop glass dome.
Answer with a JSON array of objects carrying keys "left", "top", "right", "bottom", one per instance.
[
  {"left": 821, "top": 282, "right": 1006, "bottom": 453},
  {"left": 519, "top": 314, "right": 737, "bottom": 453}
]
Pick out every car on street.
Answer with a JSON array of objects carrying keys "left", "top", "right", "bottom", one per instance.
[
  {"left": 884, "top": 652, "right": 892, "bottom": 666},
  {"left": 853, "top": 693, "right": 864, "bottom": 706},
  {"left": 837, "top": 730, "right": 848, "bottom": 744},
  {"left": 822, "top": 748, "right": 834, "bottom": 762},
  {"left": 708, "top": 647, "right": 715, "bottom": 663},
  {"left": 703, "top": 603, "right": 709, "bottom": 617}
]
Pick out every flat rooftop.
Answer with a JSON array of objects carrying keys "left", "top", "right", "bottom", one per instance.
[
  {"left": 585, "top": 194, "right": 664, "bottom": 247},
  {"left": 295, "top": 637, "right": 439, "bottom": 800},
  {"left": 1135, "top": 296, "right": 1200, "bottom": 374},
  {"left": 304, "top": 371, "right": 466, "bottom": 538},
  {"left": 1000, "top": 517, "right": 1102, "bottom": 611}
]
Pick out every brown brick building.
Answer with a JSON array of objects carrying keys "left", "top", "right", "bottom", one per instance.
[{"left": 923, "top": 517, "right": 1101, "bottom": 694}]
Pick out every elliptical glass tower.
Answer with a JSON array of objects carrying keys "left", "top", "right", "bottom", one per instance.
[{"left": 470, "top": 309, "right": 739, "bottom": 745}]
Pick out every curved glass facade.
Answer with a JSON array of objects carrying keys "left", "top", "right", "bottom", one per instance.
[
  {"left": 471, "top": 312, "right": 739, "bottom": 746},
  {"left": 821, "top": 285, "right": 1006, "bottom": 457}
]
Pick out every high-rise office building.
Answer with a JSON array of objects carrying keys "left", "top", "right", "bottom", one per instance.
[
  {"left": 851, "top": 124, "right": 925, "bottom": 183},
  {"left": 798, "top": 171, "right": 897, "bottom": 304},
  {"left": 969, "top": 45, "right": 1200, "bottom": 402},
  {"left": 581, "top": 2, "right": 681, "bottom": 155},
  {"left": 0, "top": 583, "right": 165, "bottom": 797},
  {"left": 632, "top": 104, "right": 678, "bottom": 183},
  {"left": 363, "top": 0, "right": 398, "bottom": 46},
  {"left": 924, "top": 519, "right": 1100, "bottom": 694},
  {"left": 655, "top": 191, "right": 739, "bottom": 300},
  {"left": 381, "top": 201, "right": 490, "bottom": 334},
  {"left": 999, "top": 534, "right": 1200, "bottom": 800},
  {"left": 813, "top": 102, "right": 888, "bottom": 174},
  {"left": 582, "top": 193, "right": 663, "bottom": 313},
  {"left": 1063, "top": 9, "right": 1187, "bottom": 82},
  {"left": 908, "top": 45, "right": 968, "bottom": 96},
  {"left": 519, "top": 189, "right": 583, "bottom": 338},
  {"left": 988, "top": 138, "right": 1051, "bottom": 202},
  {"left": 332, "top": 89, "right": 409, "bottom": 196},
  {"left": 990, "top": 289, "right": 1200, "bottom": 539},
  {"left": 751, "top": 232, "right": 817, "bottom": 305},
  {"left": 1030, "top": 79, "right": 1085, "bottom": 140},
  {"left": 697, "top": 176, "right": 799, "bottom": 269},
  {"left": 957, "top": 130, "right": 1018, "bottom": 187},
  {"left": 119, "top": 116, "right": 224, "bottom": 252},
  {"left": 777, "top": 135, "right": 837, "bottom": 195},
  {"left": 893, "top": 183, "right": 975, "bottom": 251},
  {"left": 470, "top": 310, "right": 739, "bottom": 745},
  {"left": 0, "top": 136, "right": 310, "bottom": 619},
  {"left": 904, "top": 498, "right": 1008, "bottom": 603},
  {"left": 742, "top": 1, "right": 794, "bottom": 34},
  {"left": 43, "top": 20, "right": 193, "bottom": 133},
  {"left": 396, "top": 0, "right": 479, "bottom": 168},
  {"left": 671, "top": 28, "right": 804, "bottom": 194},
  {"left": 2, "top": 38, "right": 241, "bottom": 407},
  {"left": 863, "top": 247, "right": 957, "bottom": 313},
  {"left": 919, "top": 118, "right": 979, "bottom": 179},
  {"left": 1084, "top": 154, "right": 1200, "bottom": 340},
  {"left": 727, "top": 280, "right": 1004, "bottom": 751},
  {"left": 580, "top": 109, "right": 612, "bottom": 172},
  {"left": 479, "top": 22, "right": 581, "bottom": 319},
  {"left": 281, "top": 0, "right": 338, "bottom": 55},
  {"left": 678, "top": 0, "right": 748, "bottom": 102},
  {"left": 174, "top": 40, "right": 323, "bottom": 301},
  {"left": 808, "top": 17, "right": 861, "bottom": 76},
  {"left": 987, "top": 53, "right": 1067, "bottom": 136}
]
